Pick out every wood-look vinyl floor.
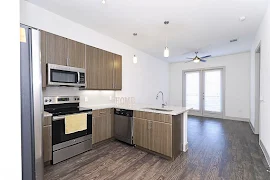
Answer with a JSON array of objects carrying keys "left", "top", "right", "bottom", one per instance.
[{"left": 45, "top": 116, "right": 270, "bottom": 180}]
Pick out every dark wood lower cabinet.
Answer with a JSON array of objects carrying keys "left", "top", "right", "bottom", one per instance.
[
  {"left": 133, "top": 111, "right": 174, "bottom": 158},
  {"left": 43, "top": 115, "right": 52, "bottom": 163},
  {"left": 133, "top": 118, "right": 149, "bottom": 149},
  {"left": 92, "top": 109, "right": 113, "bottom": 144},
  {"left": 43, "top": 125, "right": 52, "bottom": 162}
]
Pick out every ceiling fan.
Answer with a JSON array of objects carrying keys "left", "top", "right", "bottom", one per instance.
[{"left": 185, "top": 52, "right": 211, "bottom": 63}]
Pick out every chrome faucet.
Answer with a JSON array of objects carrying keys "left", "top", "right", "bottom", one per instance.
[{"left": 156, "top": 91, "right": 166, "bottom": 108}]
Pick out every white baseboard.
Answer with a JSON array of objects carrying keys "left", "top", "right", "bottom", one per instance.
[
  {"left": 259, "top": 140, "right": 270, "bottom": 167},
  {"left": 223, "top": 116, "right": 249, "bottom": 122},
  {"left": 188, "top": 113, "right": 249, "bottom": 122}
]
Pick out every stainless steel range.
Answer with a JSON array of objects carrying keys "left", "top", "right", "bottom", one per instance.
[{"left": 44, "top": 96, "right": 92, "bottom": 164}]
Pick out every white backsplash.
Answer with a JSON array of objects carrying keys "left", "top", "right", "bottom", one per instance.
[{"left": 43, "top": 87, "right": 115, "bottom": 107}]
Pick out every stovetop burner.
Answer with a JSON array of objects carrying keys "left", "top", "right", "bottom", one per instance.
[{"left": 44, "top": 96, "right": 92, "bottom": 116}]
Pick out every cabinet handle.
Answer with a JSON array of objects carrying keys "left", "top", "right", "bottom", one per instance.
[{"left": 49, "top": 129, "right": 52, "bottom": 137}]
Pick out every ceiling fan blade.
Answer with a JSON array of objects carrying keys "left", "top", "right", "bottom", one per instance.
[
  {"left": 200, "top": 59, "right": 207, "bottom": 62},
  {"left": 185, "top": 60, "right": 194, "bottom": 63},
  {"left": 200, "top": 55, "right": 211, "bottom": 59}
]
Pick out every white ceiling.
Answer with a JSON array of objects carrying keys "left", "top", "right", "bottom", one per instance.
[{"left": 27, "top": 0, "right": 268, "bottom": 62}]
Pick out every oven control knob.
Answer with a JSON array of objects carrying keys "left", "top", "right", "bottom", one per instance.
[
  {"left": 45, "top": 99, "right": 48, "bottom": 102},
  {"left": 49, "top": 99, "right": 52, "bottom": 102}
]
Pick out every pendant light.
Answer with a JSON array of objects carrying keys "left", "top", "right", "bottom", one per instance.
[
  {"left": 133, "top": 55, "right": 138, "bottom": 64},
  {"left": 133, "top": 33, "right": 138, "bottom": 64},
  {"left": 164, "top": 47, "right": 169, "bottom": 58},
  {"left": 164, "top": 21, "right": 170, "bottom": 58}
]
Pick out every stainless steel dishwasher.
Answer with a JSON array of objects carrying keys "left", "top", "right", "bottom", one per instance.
[{"left": 114, "top": 108, "right": 134, "bottom": 145}]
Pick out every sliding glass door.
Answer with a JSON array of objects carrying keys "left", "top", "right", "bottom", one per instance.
[{"left": 183, "top": 68, "right": 224, "bottom": 118}]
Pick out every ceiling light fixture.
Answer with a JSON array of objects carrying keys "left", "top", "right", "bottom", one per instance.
[
  {"left": 164, "top": 21, "right": 170, "bottom": 58},
  {"left": 193, "top": 57, "right": 200, "bottom": 63},
  {"left": 133, "top": 55, "right": 138, "bottom": 64},
  {"left": 164, "top": 47, "right": 169, "bottom": 58},
  {"left": 102, "top": 0, "right": 106, "bottom": 4}
]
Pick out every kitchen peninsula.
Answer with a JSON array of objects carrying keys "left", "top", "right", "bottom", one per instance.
[{"left": 87, "top": 104, "right": 190, "bottom": 160}]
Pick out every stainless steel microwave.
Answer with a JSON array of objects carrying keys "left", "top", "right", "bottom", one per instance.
[{"left": 47, "top": 63, "right": 86, "bottom": 87}]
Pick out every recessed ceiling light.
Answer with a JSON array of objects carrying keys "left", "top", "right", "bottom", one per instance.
[
  {"left": 133, "top": 33, "right": 137, "bottom": 36},
  {"left": 102, "top": 0, "right": 106, "bottom": 4},
  {"left": 239, "top": 16, "right": 246, "bottom": 22}
]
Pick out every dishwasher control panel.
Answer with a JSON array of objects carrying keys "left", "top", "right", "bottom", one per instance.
[{"left": 114, "top": 109, "right": 133, "bottom": 117}]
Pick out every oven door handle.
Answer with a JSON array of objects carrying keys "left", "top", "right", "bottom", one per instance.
[
  {"left": 53, "top": 116, "right": 65, "bottom": 121},
  {"left": 53, "top": 112, "right": 92, "bottom": 121}
]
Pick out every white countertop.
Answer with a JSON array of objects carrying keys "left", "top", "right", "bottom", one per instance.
[
  {"left": 83, "top": 104, "right": 190, "bottom": 116},
  {"left": 44, "top": 111, "right": 52, "bottom": 117}
]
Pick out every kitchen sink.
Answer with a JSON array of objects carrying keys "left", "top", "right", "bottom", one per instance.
[{"left": 143, "top": 107, "right": 173, "bottom": 112}]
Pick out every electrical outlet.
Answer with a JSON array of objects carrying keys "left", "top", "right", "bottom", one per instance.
[{"left": 84, "top": 97, "right": 88, "bottom": 102}]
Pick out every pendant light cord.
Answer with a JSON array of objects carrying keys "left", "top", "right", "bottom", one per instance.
[{"left": 166, "top": 25, "right": 168, "bottom": 47}]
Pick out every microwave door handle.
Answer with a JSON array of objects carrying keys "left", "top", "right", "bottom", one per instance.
[{"left": 77, "top": 72, "right": 80, "bottom": 84}]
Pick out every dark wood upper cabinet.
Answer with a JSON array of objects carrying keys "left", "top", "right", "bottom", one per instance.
[
  {"left": 46, "top": 32, "right": 68, "bottom": 66},
  {"left": 98, "top": 49, "right": 105, "bottom": 89},
  {"left": 113, "top": 54, "right": 122, "bottom": 90},
  {"left": 68, "top": 39, "right": 85, "bottom": 68},
  {"left": 86, "top": 45, "right": 99, "bottom": 89},
  {"left": 105, "top": 52, "right": 114, "bottom": 89},
  {"left": 85, "top": 48, "right": 121, "bottom": 90},
  {"left": 40, "top": 30, "right": 122, "bottom": 90}
]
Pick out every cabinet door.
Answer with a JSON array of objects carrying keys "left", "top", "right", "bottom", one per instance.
[
  {"left": 92, "top": 117, "right": 101, "bottom": 144},
  {"left": 105, "top": 114, "right": 112, "bottom": 139},
  {"left": 67, "top": 39, "right": 85, "bottom": 68},
  {"left": 43, "top": 125, "right": 52, "bottom": 162},
  {"left": 149, "top": 121, "right": 172, "bottom": 157},
  {"left": 46, "top": 32, "right": 68, "bottom": 66},
  {"left": 93, "top": 116, "right": 107, "bottom": 144},
  {"left": 110, "top": 109, "right": 114, "bottom": 137},
  {"left": 86, "top": 46, "right": 99, "bottom": 89},
  {"left": 105, "top": 52, "right": 114, "bottom": 89},
  {"left": 113, "top": 54, "right": 122, "bottom": 90},
  {"left": 133, "top": 118, "right": 149, "bottom": 149},
  {"left": 40, "top": 31, "right": 47, "bottom": 88},
  {"left": 98, "top": 50, "right": 106, "bottom": 89},
  {"left": 92, "top": 117, "right": 96, "bottom": 144}
]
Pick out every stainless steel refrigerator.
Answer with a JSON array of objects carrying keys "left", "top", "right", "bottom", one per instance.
[{"left": 20, "top": 24, "right": 44, "bottom": 180}]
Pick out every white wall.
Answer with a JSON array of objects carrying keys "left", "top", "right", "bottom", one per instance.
[
  {"left": 43, "top": 87, "right": 115, "bottom": 107},
  {"left": 20, "top": 0, "right": 169, "bottom": 106},
  {"left": 170, "top": 52, "right": 250, "bottom": 120},
  {"left": 0, "top": 1, "right": 21, "bottom": 179},
  {"left": 250, "top": 0, "right": 270, "bottom": 163}
]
